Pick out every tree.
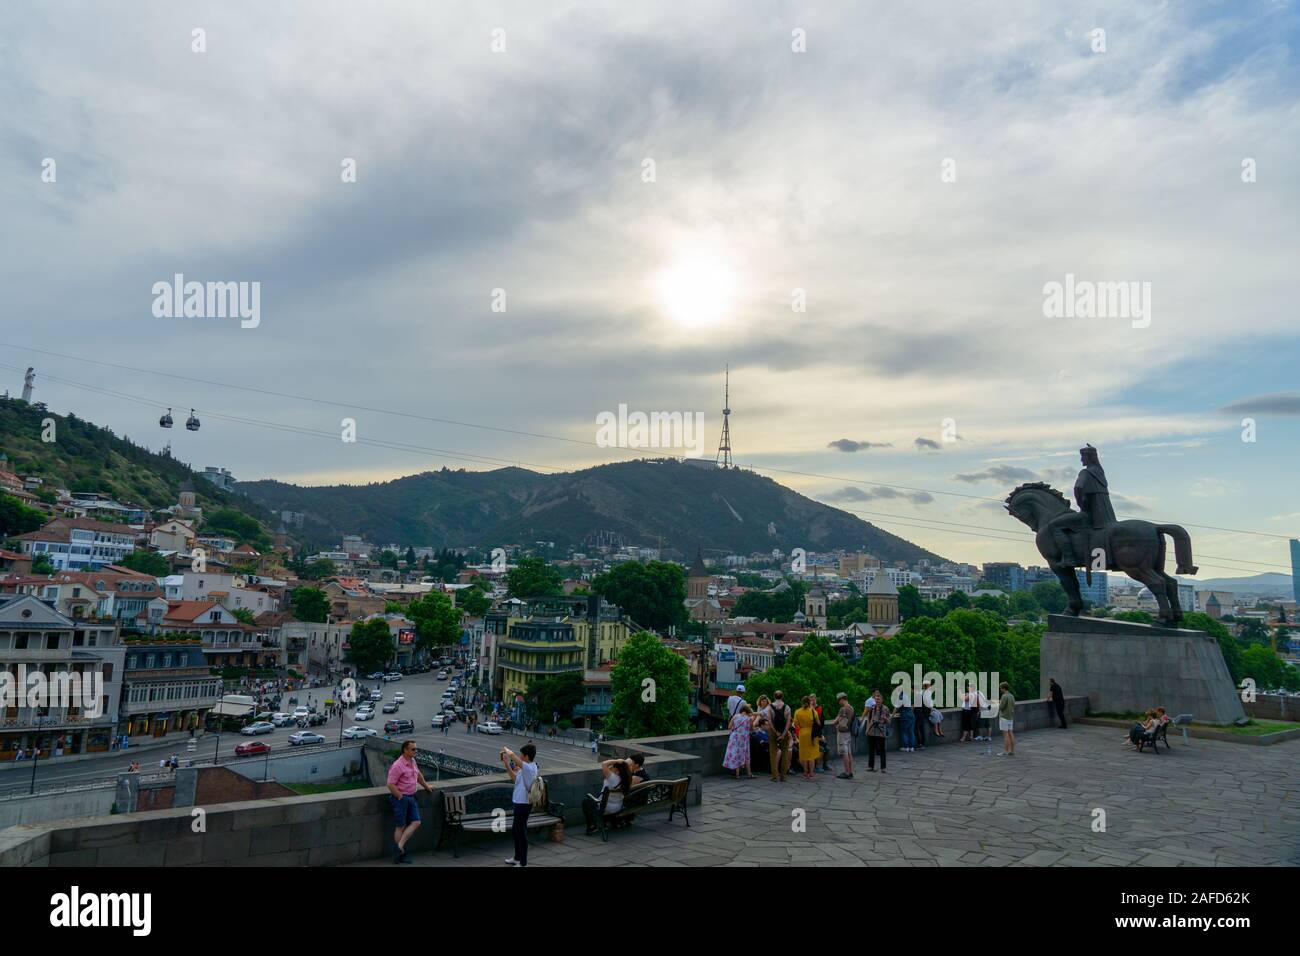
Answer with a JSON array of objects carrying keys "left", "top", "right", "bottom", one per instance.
[
  {"left": 118, "top": 550, "right": 170, "bottom": 577},
  {"left": 506, "top": 557, "right": 562, "bottom": 598},
  {"left": 290, "top": 586, "right": 329, "bottom": 623},
  {"left": 0, "top": 494, "right": 46, "bottom": 537},
  {"left": 405, "top": 591, "right": 461, "bottom": 652},
  {"left": 31, "top": 553, "right": 56, "bottom": 575},
  {"left": 203, "top": 507, "right": 270, "bottom": 550},
  {"left": 459, "top": 588, "right": 491, "bottom": 618},
  {"left": 1238, "top": 619, "right": 1271, "bottom": 647},
  {"left": 606, "top": 632, "right": 691, "bottom": 737},
  {"left": 1240, "top": 644, "right": 1300, "bottom": 691},
  {"left": 1031, "top": 580, "right": 1068, "bottom": 615},
  {"left": 529, "top": 671, "right": 585, "bottom": 722},
  {"left": 231, "top": 607, "right": 256, "bottom": 625},
  {"left": 592, "top": 560, "right": 686, "bottom": 631},
  {"left": 346, "top": 618, "right": 395, "bottom": 674},
  {"left": 746, "top": 635, "right": 871, "bottom": 714},
  {"left": 404, "top": 547, "right": 416, "bottom": 566},
  {"left": 377, "top": 549, "right": 399, "bottom": 570},
  {"left": 1112, "top": 610, "right": 1155, "bottom": 624},
  {"left": 300, "top": 558, "right": 338, "bottom": 581},
  {"left": 730, "top": 579, "right": 808, "bottom": 622}
]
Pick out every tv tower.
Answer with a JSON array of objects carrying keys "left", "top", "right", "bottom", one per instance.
[{"left": 715, "top": 366, "right": 733, "bottom": 469}]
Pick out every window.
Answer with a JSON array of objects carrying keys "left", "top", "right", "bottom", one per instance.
[{"left": 103, "top": 664, "right": 113, "bottom": 682}]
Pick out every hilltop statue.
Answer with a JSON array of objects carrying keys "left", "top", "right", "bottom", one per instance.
[{"left": 1005, "top": 445, "right": 1198, "bottom": 626}]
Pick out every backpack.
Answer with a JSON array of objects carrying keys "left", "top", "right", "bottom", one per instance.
[
  {"left": 528, "top": 771, "right": 547, "bottom": 812},
  {"left": 769, "top": 702, "right": 789, "bottom": 735}
]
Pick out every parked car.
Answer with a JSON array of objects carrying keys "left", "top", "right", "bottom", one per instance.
[
  {"left": 384, "top": 672, "right": 402, "bottom": 682},
  {"left": 367, "top": 671, "right": 385, "bottom": 680},
  {"left": 272, "top": 714, "right": 298, "bottom": 727},
  {"left": 342, "top": 726, "right": 377, "bottom": 739},
  {"left": 301, "top": 713, "right": 329, "bottom": 727},
  {"left": 384, "top": 718, "right": 414, "bottom": 733},
  {"left": 241, "top": 721, "right": 275, "bottom": 736},
  {"left": 253, "top": 711, "right": 273, "bottom": 722},
  {"left": 477, "top": 721, "right": 503, "bottom": 735},
  {"left": 288, "top": 732, "right": 326, "bottom": 746},
  {"left": 234, "top": 741, "right": 272, "bottom": 756},
  {"left": 382, "top": 702, "right": 399, "bottom": 714}
]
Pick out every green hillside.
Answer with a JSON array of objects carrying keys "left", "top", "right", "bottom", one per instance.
[
  {"left": 0, "top": 396, "right": 271, "bottom": 529},
  {"left": 240, "top": 459, "right": 949, "bottom": 564}
]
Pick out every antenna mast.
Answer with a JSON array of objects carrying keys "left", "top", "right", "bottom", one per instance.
[{"left": 715, "top": 366, "right": 733, "bottom": 469}]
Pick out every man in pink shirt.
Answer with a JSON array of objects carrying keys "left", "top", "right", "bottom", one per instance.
[{"left": 387, "top": 739, "right": 434, "bottom": 864}]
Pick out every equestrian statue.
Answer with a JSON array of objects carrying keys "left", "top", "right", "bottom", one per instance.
[{"left": 1004, "top": 445, "right": 1198, "bottom": 626}]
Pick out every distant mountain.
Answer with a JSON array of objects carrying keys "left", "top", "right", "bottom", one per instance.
[
  {"left": 1186, "top": 572, "right": 1295, "bottom": 597},
  {"left": 238, "top": 459, "right": 950, "bottom": 564},
  {"left": 0, "top": 397, "right": 271, "bottom": 526}
]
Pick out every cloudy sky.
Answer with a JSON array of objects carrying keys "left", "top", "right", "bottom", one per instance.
[{"left": 2, "top": 0, "right": 1298, "bottom": 577}]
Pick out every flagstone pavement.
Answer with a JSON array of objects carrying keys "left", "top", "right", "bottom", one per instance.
[{"left": 353, "top": 724, "right": 1300, "bottom": 867}]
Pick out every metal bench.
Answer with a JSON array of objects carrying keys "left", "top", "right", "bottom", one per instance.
[
  {"left": 1136, "top": 721, "right": 1167, "bottom": 753},
  {"left": 440, "top": 781, "right": 565, "bottom": 858},
  {"left": 594, "top": 776, "right": 691, "bottom": 842}
]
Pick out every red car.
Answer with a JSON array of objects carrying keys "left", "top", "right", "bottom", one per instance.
[{"left": 234, "top": 741, "right": 271, "bottom": 757}]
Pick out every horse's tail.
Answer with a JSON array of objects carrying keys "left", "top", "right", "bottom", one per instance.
[{"left": 1157, "top": 524, "right": 1198, "bottom": 575}]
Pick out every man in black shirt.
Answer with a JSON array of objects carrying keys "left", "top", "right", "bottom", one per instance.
[
  {"left": 1048, "top": 678, "right": 1068, "bottom": 728},
  {"left": 628, "top": 752, "right": 650, "bottom": 784}
]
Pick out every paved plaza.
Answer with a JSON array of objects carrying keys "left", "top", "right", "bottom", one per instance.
[{"left": 356, "top": 724, "right": 1300, "bottom": 867}]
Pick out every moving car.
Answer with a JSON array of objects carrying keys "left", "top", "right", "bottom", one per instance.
[
  {"left": 383, "top": 672, "right": 402, "bottom": 682},
  {"left": 381, "top": 702, "right": 398, "bottom": 714},
  {"left": 477, "top": 721, "right": 503, "bottom": 735},
  {"left": 288, "top": 731, "right": 326, "bottom": 746},
  {"left": 393, "top": 692, "right": 405, "bottom": 704},
  {"left": 234, "top": 741, "right": 271, "bottom": 756},
  {"left": 384, "top": 718, "right": 414, "bottom": 733},
  {"left": 355, "top": 707, "right": 375, "bottom": 721},
  {"left": 430, "top": 714, "right": 449, "bottom": 728},
  {"left": 342, "top": 726, "right": 377, "bottom": 739},
  {"left": 241, "top": 721, "right": 275, "bottom": 736},
  {"left": 292, "top": 707, "right": 311, "bottom": 720},
  {"left": 367, "top": 671, "right": 385, "bottom": 680},
  {"left": 436, "top": 671, "right": 449, "bottom": 680}
]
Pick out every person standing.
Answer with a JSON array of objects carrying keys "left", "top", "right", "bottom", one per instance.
[
  {"left": 960, "top": 682, "right": 976, "bottom": 742},
  {"left": 386, "top": 739, "right": 435, "bottom": 864},
  {"left": 500, "top": 743, "right": 538, "bottom": 866},
  {"left": 915, "top": 679, "right": 933, "bottom": 749},
  {"left": 726, "top": 684, "right": 746, "bottom": 722},
  {"left": 897, "top": 687, "right": 916, "bottom": 752},
  {"left": 809, "top": 694, "right": 828, "bottom": 773},
  {"left": 997, "top": 682, "right": 1016, "bottom": 756},
  {"left": 793, "top": 696, "right": 819, "bottom": 780},
  {"left": 865, "top": 690, "right": 891, "bottom": 773},
  {"left": 766, "top": 690, "right": 793, "bottom": 783},
  {"left": 722, "top": 703, "right": 754, "bottom": 779},
  {"left": 1048, "top": 678, "right": 1068, "bottom": 729},
  {"left": 833, "top": 692, "right": 856, "bottom": 778}
]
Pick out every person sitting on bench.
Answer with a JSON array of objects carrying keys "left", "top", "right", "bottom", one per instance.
[
  {"left": 1125, "top": 710, "right": 1156, "bottom": 748},
  {"left": 627, "top": 752, "right": 650, "bottom": 784},
  {"left": 582, "top": 758, "right": 634, "bottom": 835}
]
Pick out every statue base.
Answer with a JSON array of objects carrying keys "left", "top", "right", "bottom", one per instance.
[{"left": 1041, "top": 615, "right": 1246, "bottom": 725}]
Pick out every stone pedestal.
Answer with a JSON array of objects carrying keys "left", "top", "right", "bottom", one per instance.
[{"left": 1041, "top": 615, "right": 1246, "bottom": 725}]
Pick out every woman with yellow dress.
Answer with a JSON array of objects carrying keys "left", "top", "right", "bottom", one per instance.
[{"left": 794, "top": 695, "right": 820, "bottom": 780}]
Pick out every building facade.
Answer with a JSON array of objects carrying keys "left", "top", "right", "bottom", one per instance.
[{"left": 119, "top": 639, "right": 219, "bottom": 738}]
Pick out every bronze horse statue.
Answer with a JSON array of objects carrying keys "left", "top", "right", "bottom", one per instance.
[{"left": 1005, "top": 482, "right": 1198, "bottom": 626}]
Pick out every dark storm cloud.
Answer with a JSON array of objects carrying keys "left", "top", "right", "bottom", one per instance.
[
  {"left": 953, "top": 465, "right": 1039, "bottom": 484},
  {"left": 1220, "top": 393, "right": 1300, "bottom": 416},
  {"left": 914, "top": 437, "right": 941, "bottom": 451},
  {"left": 824, "top": 485, "right": 933, "bottom": 505}
]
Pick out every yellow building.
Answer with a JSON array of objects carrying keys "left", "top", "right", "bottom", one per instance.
[{"left": 494, "top": 601, "right": 633, "bottom": 701}]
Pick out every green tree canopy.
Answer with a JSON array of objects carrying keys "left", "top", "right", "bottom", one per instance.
[
  {"left": 745, "top": 635, "right": 871, "bottom": 713},
  {"left": 459, "top": 588, "right": 491, "bottom": 618},
  {"left": 1031, "top": 580, "right": 1068, "bottom": 614},
  {"left": 506, "top": 556, "right": 562, "bottom": 598},
  {"left": 592, "top": 560, "right": 686, "bottom": 631},
  {"left": 117, "top": 549, "right": 171, "bottom": 577},
  {"left": 204, "top": 507, "right": 270, "bottom": 550},
  {"left": 290, "top": 586, "right": 329, "bottom": 623},
  {"left": 730, "top": 579, "right": 808, "bottom": 622},
  {"left": 0, "top": 493, "right": 46, "bottom": 537},
  {"left": 528, "top": 671, "right": 585, "bottom": 722},
  {"left": 606, "top": 632, "right": 691, "bottom": 737},
  {"left": 300, "top": 558, "right": 338, "bottom": 581},
  {"left": 231, "top": 607, "right": 256, "bottom": 625},
  {"left": 405, "top": 591, "right": 461, "bottom": 652},
  {"left": 1181, "top": 612, "right": 1244, "bottom": 684},
  {"left": 1240, "top": 645, "right": 1300, "bottom": 691},
  {"left": 31, "top": 553, "right": 56, "bottom": 575},
  {"left": 346, "top": 618, "right": 395, "bottom": 674}
]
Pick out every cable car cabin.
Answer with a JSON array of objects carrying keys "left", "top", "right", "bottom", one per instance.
[
  {"left": 159, "top": 408, "right": 174, "bottom": 428},
  {"left": 185, "top": 409, "right": 200, "bottom": 431}
]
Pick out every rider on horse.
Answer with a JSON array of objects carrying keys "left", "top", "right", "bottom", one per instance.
[{"left": 1047, "top": 444, "right": 1118, "bottom": 566}]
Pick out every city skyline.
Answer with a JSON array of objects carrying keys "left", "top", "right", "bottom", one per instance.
[{"left": 3, "top": 1, "right": 1298, "bottom": 577}]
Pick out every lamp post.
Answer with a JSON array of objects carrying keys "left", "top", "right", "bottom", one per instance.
[{"left": 28, "top": 744, "right": 40, "bottom": 794}]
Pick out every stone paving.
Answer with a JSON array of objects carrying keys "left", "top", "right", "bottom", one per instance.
[{"left": 355, "top": 725, "right": 1300, "bottom": 867}]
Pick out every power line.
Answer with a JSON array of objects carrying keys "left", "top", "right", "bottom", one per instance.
[{"left": 4, "top": 346, "right": 1297, "bottom": 547}]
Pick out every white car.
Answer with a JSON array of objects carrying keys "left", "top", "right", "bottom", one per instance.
[
  {"left": 355, "top": 707, "right": 375, "bottom": 721},
  {"left": 393, "top": 692, "right": 405, "bottom": 704},
  {"left": 477, "top": 721, "right": 503, "bottom": 735},
  {"left": 436, "top": 671, "right": 449, "bottom": 680},
  {"left": 342, "top": 726, "right": 377, "bottom": 739},
  {"left": 431, "top": 714, "right": 450, "bottom": 728},
  {"left": 383, "top": 672, "right": 402, "bottom": 682},
  {"left": 292, "top": 707, "right": 310, "bottom": 720},
  {"left": 368, "top": 671, "right": 385, "bottom": 680},
  {"left": 241, "top": 721, "right": 275, "bottom": 736}
]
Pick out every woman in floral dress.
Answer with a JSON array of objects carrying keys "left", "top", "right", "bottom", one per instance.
[{"left": 722, "top": 702, "right": 754, "bottom": 779}]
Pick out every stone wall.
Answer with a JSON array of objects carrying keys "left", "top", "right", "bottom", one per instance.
[
  {"left": 1041, "top": 614, "right": 1246, "bottom": 725},
  {"left": 1244, "top": 693, "right": 1300, "bottom": 723}
]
